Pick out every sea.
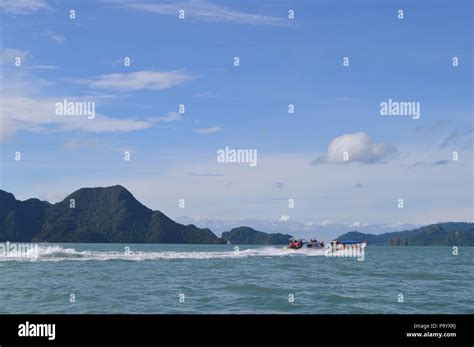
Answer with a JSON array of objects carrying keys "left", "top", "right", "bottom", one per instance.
[{"left": 0, "top": 243, "right": 472, "bottom": 314}]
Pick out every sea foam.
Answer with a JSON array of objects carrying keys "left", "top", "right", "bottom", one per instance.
[{"left": 0, "top": 244, "right": 326, "bottom": 262}]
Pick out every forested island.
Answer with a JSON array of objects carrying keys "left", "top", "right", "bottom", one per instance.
[{"left": 1, "top": 185, "right": 472, "bottom": 245}]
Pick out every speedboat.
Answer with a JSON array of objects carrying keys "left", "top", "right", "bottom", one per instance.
[{"left": 284, "top": 238, "right": 325, "bottom": 250}]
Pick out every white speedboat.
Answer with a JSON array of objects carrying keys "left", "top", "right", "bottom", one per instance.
[{"left": 283, "top": 238, "right": 325, "bottom": 250}]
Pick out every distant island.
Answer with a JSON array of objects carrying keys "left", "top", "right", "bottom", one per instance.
[
  {"left": 337, "top": 222, "right": 474, "bottom": 246},
  {"left": 222, "top": 226, "right": 292, "bottom": 245},
  {"left": 0, "top": 185, "right": 472, "bottom": 245}
]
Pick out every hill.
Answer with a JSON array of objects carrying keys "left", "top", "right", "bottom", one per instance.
[
  {"left": 337, "top": 222, "right": 474, "bottom": 246},
  {"left": 221, "top": 226, "right": 292, "bottom": 245},
  {"left": 0, "top": 186, "right": 224, "bottom": 244}
]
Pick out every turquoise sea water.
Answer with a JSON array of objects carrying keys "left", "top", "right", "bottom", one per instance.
[{"left": 0, "top": 244, "right": 472, "bottom": 314}]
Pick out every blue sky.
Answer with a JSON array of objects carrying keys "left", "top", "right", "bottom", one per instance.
[{"left": 0, "top": 0, "right": 472, "bottom": 238}]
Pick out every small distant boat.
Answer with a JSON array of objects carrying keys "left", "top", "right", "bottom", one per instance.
[{"left": 283, "top": 238, "right": 325, "bottom": 250}]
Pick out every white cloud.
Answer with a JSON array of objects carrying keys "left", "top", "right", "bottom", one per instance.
[
  {"left": 279, "top": 214, "right": 290, "bottom": 222},
  {"left": 0, "top": 63, "right": 187, "bottom": 140},
  {"left": 0, "top": 74, "right": 173, "bottom": 140},
  {"left": 63, "top": 114, "right": 155, "bottom": 133},
  {"left": 76, "top": 70, "right": 195, "bottom": 91},
  {"left": 43, "top": 31, "right": 65, "bottom": 44},
  {"left": 121, "top": 0, "right": 286, "bottom": 26},
  {"left": 193, "top": 126, "right": 221, "bottom": 135},
  {"left": 0, "top": 48, "right": 59, "bottom": 69},
  {"left": 0, "top": 0, "right": 49, "bottom": 14},
  {"left": 148, "top": 112, "right": 182, "bottom": 123},
  {"left": 0, "top": 95, "right": 156, "bottom": 140},
  {"left": 0, "top": 48, "right": 29, "bottom": 65},
  {"left": 320, "top": 219, "right": 331, "bottom": 226},
  {"left": 312, "top": 132, "right": 397, "bottom": 165}
]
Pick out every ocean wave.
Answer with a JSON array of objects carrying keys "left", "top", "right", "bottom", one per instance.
[{"left": 0, "top": 245, "right": 327, "bottom": 262}]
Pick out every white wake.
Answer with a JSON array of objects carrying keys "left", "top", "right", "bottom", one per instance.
[{"left": 0, "top": 244, "right": 327, "bottom": 262}]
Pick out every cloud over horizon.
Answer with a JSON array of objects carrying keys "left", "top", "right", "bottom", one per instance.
[
  {"left": 312, "top": 132, "right": 397, "bottom": 165},
  {"left": 440, "top": 128, "right": 473, "bottom": 149}
]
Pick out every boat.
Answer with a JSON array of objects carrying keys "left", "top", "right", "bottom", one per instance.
[{"left": 284, "top": 238, "right": 325, "bottom": 250}]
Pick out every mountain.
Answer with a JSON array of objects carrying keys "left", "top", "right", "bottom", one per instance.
[
  {"left": 337, "top": 222, "right": 474, "bottom": 246},
  {"left": 0, "top": 190, "right": 51, "bottom": 242},
  {"left": 335, "top": 231, "right": 394, "bottom": 244},
  {"left": 221, "top": 226, "right": 292, "bottom": 245},
  {"left": 0, "top": 186, "right": 224, "bottom": 244}
]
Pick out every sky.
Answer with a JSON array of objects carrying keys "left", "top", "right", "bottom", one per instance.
[{"left": 0, "top": 0, "right": 472, "bottom": 239}]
